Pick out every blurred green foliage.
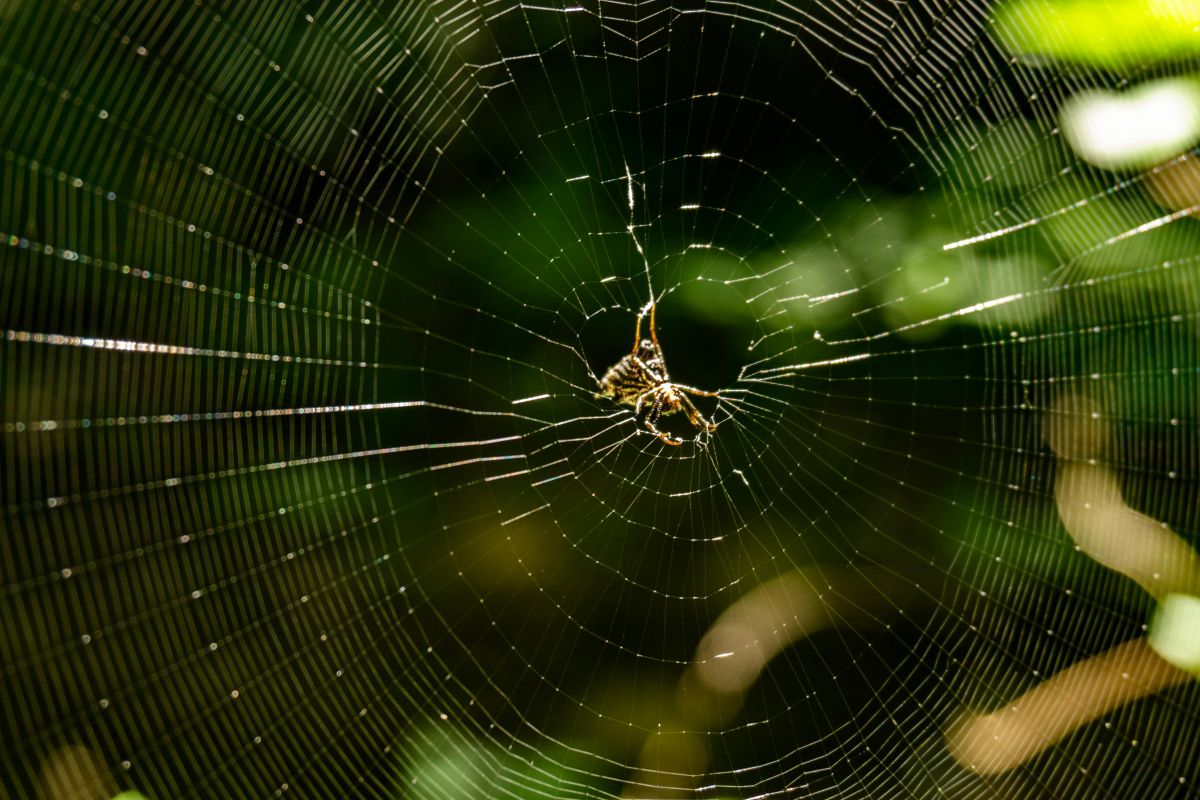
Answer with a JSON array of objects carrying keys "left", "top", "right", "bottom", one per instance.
[{"left": 993, "top": 0, "right": 1200, "bottom": 67}]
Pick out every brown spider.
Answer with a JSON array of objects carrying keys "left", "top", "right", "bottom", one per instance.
[{"left": 595, "top": 300, "right": 720, "bottom": 446}]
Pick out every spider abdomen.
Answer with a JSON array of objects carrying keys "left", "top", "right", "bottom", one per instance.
[
  {"left": 598, "top": 356, "right": 657, "bottom": 406},
  {"left": 596, "top": 339, "right": 667, "bottom": 406}
]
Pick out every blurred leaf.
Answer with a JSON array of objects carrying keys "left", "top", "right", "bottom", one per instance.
[
  {"left": 1061, "top": 80, "right": 1200, "bottom": 169},
  {"left": 993, "top": 0, "right": 1200, "bottom": 67},
  {"left": 1149, "top": 593, "right": 1200, "bottom": 673}
]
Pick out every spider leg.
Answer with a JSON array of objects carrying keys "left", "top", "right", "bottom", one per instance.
[
  {"left": 676, "top": 390, "right": 718, "bottom": 433},
  {"left": 641, "top": 392, "right": 684, "bottom": 446},
  {"left": 672, "top": 383, "right": 721, "bottom": 398},
  {"left": 630, "top": 299, "right": 661, "bottom": 353}
]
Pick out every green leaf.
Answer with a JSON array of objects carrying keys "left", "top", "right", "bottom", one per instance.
[{"left": 993, "top": 0, "right": 1200, "bottom": 67}]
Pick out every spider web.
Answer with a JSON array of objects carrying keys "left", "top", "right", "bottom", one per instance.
[{"left": 1, "top": 1, "right": 1199, "bottom": 798}]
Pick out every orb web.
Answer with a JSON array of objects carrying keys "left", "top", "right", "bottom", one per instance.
[{"left": 1, "top": 1, "right": 1198, "bottom": 799}]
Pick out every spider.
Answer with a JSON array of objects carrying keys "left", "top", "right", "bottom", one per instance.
[{"left": 595, "top": 300, "right": 720, "bottom": 446}]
